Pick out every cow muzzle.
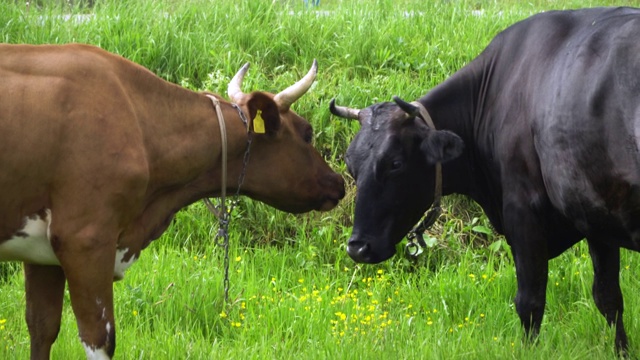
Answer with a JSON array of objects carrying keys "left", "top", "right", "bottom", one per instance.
[
  {"left": 317, "top": 173, "right": 346, "bottom": 211},
  {"left": 346, "top": 237, "right": 395, "bottom": 264}
]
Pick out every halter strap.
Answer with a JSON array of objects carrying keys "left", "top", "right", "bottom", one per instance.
[{"left": 405, "top": 101, "right": 443, "bottom": 257}]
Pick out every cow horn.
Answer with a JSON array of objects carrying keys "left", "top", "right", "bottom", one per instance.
[
  {"left": 393, "top": 96, "right": 420, "bottom": 117},
  {"left": 274, "top": 59, "right": 318, "bottom": 111},
  {"left": 228, "top": 62, "right": 251, "bottom": 103},
  {"left": 329, "top": 98, "right": 360, "bottom": 120}
]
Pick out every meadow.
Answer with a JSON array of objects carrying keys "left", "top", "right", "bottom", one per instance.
[{"left": 2, "top": 0, "right": 640, "bottom": 358}]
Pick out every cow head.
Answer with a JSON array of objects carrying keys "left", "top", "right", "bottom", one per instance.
[
  {"left": 227, "top": 61, "right": 345, "bottom": 213},
  {"left": 330, "top": 96, "right": 464, "bottom": 263}
]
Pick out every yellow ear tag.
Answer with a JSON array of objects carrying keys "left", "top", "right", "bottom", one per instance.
[{"left": 253, "top": 110, "right": 266, "bottom": 134}]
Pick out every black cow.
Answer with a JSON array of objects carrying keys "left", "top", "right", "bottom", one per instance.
[{"left": 331, "top": 7, "right": 640, "bottom": 354}]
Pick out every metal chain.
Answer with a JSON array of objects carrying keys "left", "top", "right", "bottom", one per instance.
[
  {"left": 216, "top": 132, "right": 252, "bottom": 303},
  {"left": 207, "top": 102, "right": 252, "bottom": 304}
]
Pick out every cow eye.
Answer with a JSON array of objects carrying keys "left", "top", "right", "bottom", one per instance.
[{"left": 390, "top": 159, "right": 403, "bottom": 171}]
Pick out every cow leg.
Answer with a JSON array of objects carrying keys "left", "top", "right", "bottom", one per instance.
[
  {"left": 24, "top": 264, "right": 66, "bottom": 360},
  {"left": 586, "top": 239, "right": 628, "bottom": 355},
  {"left": 512, "top": 247, "right": 548, "bottom": 341},
  {"left": 54, "top": 228, "right": 118, "bottom": 359},
  {"left": 504, "top": 204, "right": 549, "bottom": 342}
]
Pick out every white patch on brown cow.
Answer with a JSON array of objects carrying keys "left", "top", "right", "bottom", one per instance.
[
  {"left": 0, "top": 210, "right": 138, "bottom": 280},
  {"left": 83, "top": 342, "right": 110, "bottom": 360},
  {"left": 0, "top": 209, "right": 57, "bottom": 264},
  {"left": 114, "top": 248, "right": 137, "bottom": 281}
]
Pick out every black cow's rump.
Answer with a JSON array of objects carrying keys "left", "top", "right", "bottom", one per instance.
[{"left": 332, "top": 6, "right": 640, "bottom": 354}]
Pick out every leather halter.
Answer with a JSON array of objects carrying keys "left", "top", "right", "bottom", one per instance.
[
  {"left": 203, "top": 94, "right": 251, "bottom": 303},
  {"left": 405, "top": 101, "right": 443, "bottom": 257},
  {"left": 204, "top": 95, "right": 229, "bottom": 215}
]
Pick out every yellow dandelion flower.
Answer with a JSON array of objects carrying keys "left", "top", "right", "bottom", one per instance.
[
  {"left": 0, "top": 319, "right": 6, "bottom": 325},
  {"left": 377, "top": 269, "right": 384, "bottom": 274},
  {"left": 298, "top": 278, "right": 304, "bottom": 284},
  {"left": 235, "top": 256, "right": 242, "bottom": 262},
  {"left": 132, "top": 310, "right": 138, "bottom": 316},
  {"left": 219, "top": 311, "right": 227, "bottom": 318}
]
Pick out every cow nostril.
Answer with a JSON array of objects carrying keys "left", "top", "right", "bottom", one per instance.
[
  {"left": 321, "top": 174, "right": 346, "bottom": 199},
  {"left": 346, "top": 240, "right": 370, "bottom": 262}
]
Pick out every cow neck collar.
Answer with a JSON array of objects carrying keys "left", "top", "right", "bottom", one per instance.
[
  {"left": 203, "top": 94, "right": 252, "bottom": 304},
  {"left": 202, "top": 94, "right": 251, "bottom": 217},
  {"left": 405, "top": 101, "right": 443, "bottom": 258}
]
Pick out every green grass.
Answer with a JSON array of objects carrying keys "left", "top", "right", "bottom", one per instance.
[{"left": 1, "top": 0, "right": 640, "bottom": 358}]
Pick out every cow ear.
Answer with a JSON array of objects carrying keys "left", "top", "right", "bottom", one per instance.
[
  {"left": 246, "top": 91, "right": 281, "bottom": 135},
  {"left": 420, "top": 130, "right": 464, "bottom": 164}
]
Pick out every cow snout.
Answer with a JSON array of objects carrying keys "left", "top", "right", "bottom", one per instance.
[
  {"left": 347, "top": 236, "right": 396, "bottom": 264},
  {"left": 347, "top": 239, "right": 371, "bottom": 263},
  {"left": 318, "top": 173, "right": 345, "bottom": 211}
]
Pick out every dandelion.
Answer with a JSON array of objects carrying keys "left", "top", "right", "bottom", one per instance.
[
  {"left": 377, "top": 269, "right": 384, "bottom": 275},
  {"left": 219, "top": 311, "right": 227, "bottom": 318},
  {"left": 298, "top": 278, "right": 304, "bottom": 284},
  {"left": 468, "top": 273, "right": 476, "bottom": 279},
  {"left": 132, "top": 310, "right": 138, "bottom": 317},
  {"left": 235, "top": 256, "right": 242, "bottom": 262}
]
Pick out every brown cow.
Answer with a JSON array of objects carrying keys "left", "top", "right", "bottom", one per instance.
[{"left": 0, "top": 43, "right": 345, "bottom": 359}]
